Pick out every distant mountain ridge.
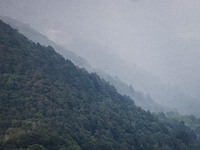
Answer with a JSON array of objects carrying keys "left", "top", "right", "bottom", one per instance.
[
  {"left": 69, "top": 38, "right": 200, "bottom": 116},
  {"left": 96, "top": 70, "right": 166, "bottom": 112}
]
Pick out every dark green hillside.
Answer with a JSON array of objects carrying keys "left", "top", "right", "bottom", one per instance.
[{"left": 0, "top": 20, "right": 199, "bottom": 150}]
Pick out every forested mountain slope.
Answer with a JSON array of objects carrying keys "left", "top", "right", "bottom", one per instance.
[
  {"left": 69, "top": 39, "right": 200, "bottom": 116},
  {"left": 0, "top": 16, "right": 164, "bottom": 112},
  {"left": 0, "top": 16, "right": 92, "bottom": 71},
  {"left": 0, "top": 20, "right": 199, "bottom": 150},
  {"left": 97, "top": 70, "right": 165, "bottom": 112}
]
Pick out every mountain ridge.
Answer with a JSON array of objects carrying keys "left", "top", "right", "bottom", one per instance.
[
  {"left": 1, "top": 20, "right": 199, "bottom": 149},
  {"left": 0, "top": 16, "right": 165, "bottom": 113}
]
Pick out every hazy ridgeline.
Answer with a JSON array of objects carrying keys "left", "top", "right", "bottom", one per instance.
[
  {"left": 1, "top": 15, "right": 200, "bottom": 116},
  {"left": 1, "top": 0, "right": 200, "bottom": 116},
  {"left": 1, "top": 19, "right": 200, "bottom": 150},
  {"left": 0, "top": 16, "right": 165, "bottom": 112},
  {"left": 1, "top": 1, "right": 200, "bottom": 149}
]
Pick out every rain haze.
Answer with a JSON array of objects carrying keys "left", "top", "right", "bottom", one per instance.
[{"left": 1, "top": 0, "right": 200, "bottom": 115}]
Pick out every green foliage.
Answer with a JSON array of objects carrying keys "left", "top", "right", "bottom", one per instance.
[
  {"left": 0, "top": 20, "right": 200, "bottom": 150},
  {"left": 27, "top": 144, "right": 47, "bottom": 150}
]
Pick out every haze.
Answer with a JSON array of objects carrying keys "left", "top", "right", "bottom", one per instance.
[{"left": 1, "top": 0, "right": 200, "bottom": 113}]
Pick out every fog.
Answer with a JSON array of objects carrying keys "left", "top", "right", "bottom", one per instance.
[{"left": 1, "top": 0, "right": 200, "bottom": 115}]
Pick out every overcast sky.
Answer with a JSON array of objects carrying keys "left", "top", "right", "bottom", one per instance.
[{"left": 0, "top": 0, "right": 200, "bottom": 98}]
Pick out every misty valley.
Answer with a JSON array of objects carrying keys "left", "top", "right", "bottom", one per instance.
[{"left": 1, "top": 1, "right": 200, "bottom": 150}]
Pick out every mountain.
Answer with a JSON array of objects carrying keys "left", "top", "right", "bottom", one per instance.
[
  {"left": 3, "top": 16, "right": 199, "bottom": 117},
  {"left": 1, "top": 20, "right": 200, "bottom": 149},
  {"left": 0, "top": 16, "right": 164, "bottom": 112},
  {"left": 96, "top": 70, "right": 166, "bottom": 112},
  {"left": 68, "top": 39, "right": 200, "bottom": 116},
  {"left": 0, "top": 16, "right": 93, "bottom": 72}
]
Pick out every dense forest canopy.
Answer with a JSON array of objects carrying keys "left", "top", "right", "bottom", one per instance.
[{"left": 0, "top": 20, "right": 200, "bottom": 150}]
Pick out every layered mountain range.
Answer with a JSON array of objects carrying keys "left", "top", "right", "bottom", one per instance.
[
  {"left": 2, "top": 16, "right": 199, "bottom": 116},
  {"left": 0, "top": 16, "right": 164, "bottom": 113},
  {"left": 1, "top": 20, "right": 200, "bottom": 149}
]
